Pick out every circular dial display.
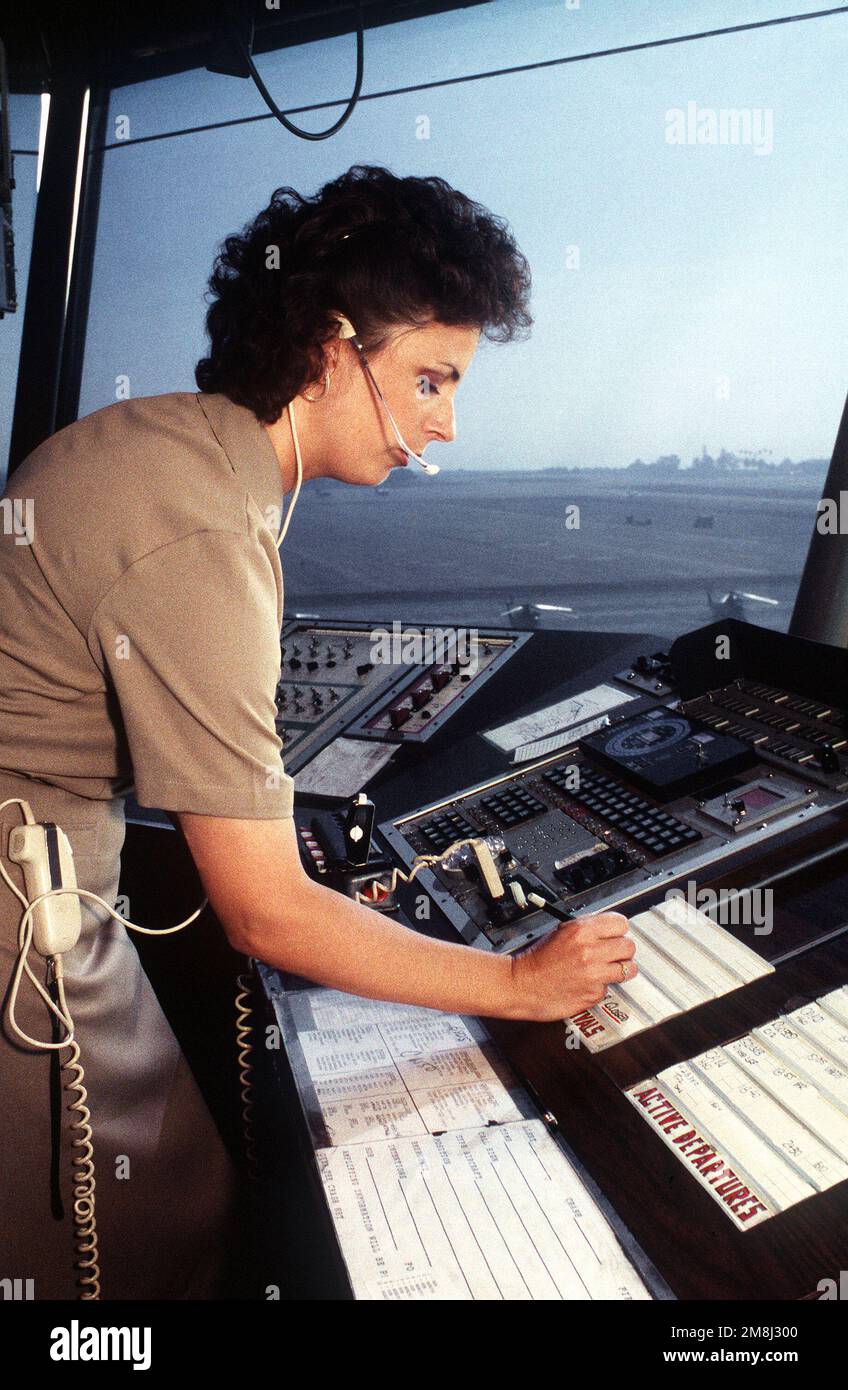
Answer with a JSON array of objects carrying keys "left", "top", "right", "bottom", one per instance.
[{"left": 604, "top": 715, "right": 691, "bottom": 760}]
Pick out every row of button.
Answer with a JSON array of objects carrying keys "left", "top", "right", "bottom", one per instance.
[
  {"left": 696, "top": 703, "right": 841, "bottom": 768},
  {"left": 707, "top": 698, "right": 843, "bottom": 749},
  {"left": 758, "top": 737, "right": 814, "bottom": 764},
  {"left": 555, "top": 846, "right": 632, "bottom": 893},
  {"left": 544, "top": 765, "right": 700, "bottom": 855},
  {"left": 479, "top": 787, "right": 547, "bottom": 828},
  {"left": 737, "top": 680, "right": 842, "bottom": 723},
  {"left": 416, "top": 810, "right": 477, "bottom": 852}
]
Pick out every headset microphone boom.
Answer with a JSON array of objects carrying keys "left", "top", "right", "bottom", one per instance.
[{"left": 336, "top": 315, "right": 440, "bottom": 475}]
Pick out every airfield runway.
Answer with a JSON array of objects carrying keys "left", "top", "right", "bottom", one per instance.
[{"left": 281, "top": 474, "right": 820, "bottom": 638}]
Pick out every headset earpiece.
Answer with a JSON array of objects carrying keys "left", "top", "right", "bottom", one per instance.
[{"left": 336, "top": 315, "right": 357, "bottom": 340}]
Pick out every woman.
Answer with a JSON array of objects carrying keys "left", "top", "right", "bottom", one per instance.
[{"left": 0, "top": 165, "right": 635, "bottom": 1300}]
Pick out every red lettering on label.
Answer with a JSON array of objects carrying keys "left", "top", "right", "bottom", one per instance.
[
  {"left": 717, "top": 1181, "right": 744, "bottom": 1202},
  {"left": 736, "top": 1199, "right": 768, "bottom": 1222},
  {"left": 724, "top": 1185, "right": 751, "bottom": 1208},
  {"left": 672, "top": 1130, "right": 698, "bottom": 1150},
  {"left": 572, "top": 1011, "right": 605, "bottom": 1038},
  {"left": 658, "top": 1114, "right": 688, "bottom": 1133},
  {"left": 714, "top": 1173, "right": 743, "bottom": 1196},
  {"left": 601, "top": 1002, "right": 628, "bottom": 1025}
]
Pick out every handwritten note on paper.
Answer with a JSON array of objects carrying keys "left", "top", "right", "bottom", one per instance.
[
  {"left": 320, "top": 1093, "right": 428, "bottom": 1146},
  {"left": 308, "top": 990, "right": 438, "bottom": 1031},
  {"left": 297, "top": 1024, "right": 395, "bottom": 1078},
  {"left": 318, "top": 1121, "right": 651, "bottom": 1301},
  {"left": 413, "top": 1080, "right": 525, "bottom": 1132},
  {"left": 292, "top": 993, "right": 524, "bottom": 1143},
  {"left": 293, "top": 736, "right": 397, "bottom": 797},
  {"left": 483, "top": 683, "right": 637, "bottom": 762}
]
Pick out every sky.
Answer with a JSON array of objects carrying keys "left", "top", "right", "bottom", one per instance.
[{"left": 4, "top": 0, "right": 848, "bottom": 476}]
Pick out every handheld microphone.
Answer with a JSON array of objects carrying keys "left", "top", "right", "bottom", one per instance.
[{"left": 337, "top": 316, "right": 440, "bottom": 476}]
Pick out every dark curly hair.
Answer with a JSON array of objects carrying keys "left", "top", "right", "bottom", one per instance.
[{"left": 194, "top": 165, "right": 532, "bottom": 423}]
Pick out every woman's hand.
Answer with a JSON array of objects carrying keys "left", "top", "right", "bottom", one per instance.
[
  {"left": 510, "top": 911, "right": 637, "bottom": 1022},
  {"left": 178, "top": 812, "right": 637, "bottom": 1024}
]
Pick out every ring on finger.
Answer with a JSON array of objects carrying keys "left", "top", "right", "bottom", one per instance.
[{"left": 620, "top": 959, "right": 629, "bottom": 983}]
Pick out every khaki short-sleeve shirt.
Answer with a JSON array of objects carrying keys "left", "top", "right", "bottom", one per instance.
[{"left": 0, "top": 391, "right": 295, "bottom": 819}]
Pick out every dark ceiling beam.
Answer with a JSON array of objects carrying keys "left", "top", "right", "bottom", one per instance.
[{"left": 5, "top": 1, "right": 489, "bottom": 94}]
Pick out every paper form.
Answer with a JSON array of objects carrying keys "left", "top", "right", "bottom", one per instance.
[
  {"left": 413, "top": 1080, "right": 523, "bottom": 1132},
  {"left": 787, "top": 1001, "right": 848, "bottom": 1070},
  {"left": 270, "top": 986, "right": 656, "bottom": 1300},
  {"left": 566, "top": 970, "right": 678, "bottom": 1053},
  {"left": 320, "top": 1094, "right": 428, "bottom": 1146},
  {"left": 820, "top": 986, "right": 848, "bottom": 1027},
  {"left": 298, "top": 1024, "right": 395, "bottom": 1077},
  {"left": 625, "top": 923, "right": 714, "bottom": 1011},
  {"left": 317, "top": 1120, "right": 651, "bottom": 1300},
  {"left": 568, "top": 905, "right": 772, "bottom": 1052},
  {"left": 308, "top": 989, "right": 438, "bottom": 1031},
  {"left": 753, "top": 1016, "right": 848, "bottom": 1118},
  {"left": 605, "top": 970, "right": 679, "bottom": 1027},
  {"left": 627, "top": 984, "right": 848, "bottom": 1226},
  {"left": 585, "top": 992, "right": 657, "bottom": 1042},
  {"left": 377, "top": 1014, "right": 481, "bottom": 1058},
  {"left": 630, "top": 912, "right": 742, "bottom": 997},
  {"left": 292, "top": 994, "right": 524, "bottom": 1141},
  {"left": 293, "top": 736, "right": 397, "bottom": 797},
  {"left": 692, "top": 1047, "right": 847, "bottom": 1190},
  {"left": 482, "top": 683, "right": 637, "bottom": 761},
  {"left": 316, "top": 1073, "right": 523, "bottom": 1147},
  {"left": 651, "top": 898, "right": 774, "bottom": 983},
  {"left": 313, "top": 1066, "right": 408, "bottom": 1104},
  {"left": 507, "top": 716, "right": 615, "bottom": 764},
  {"left": 725, "top": 1034, "right": 848, "bottom": 1162}
]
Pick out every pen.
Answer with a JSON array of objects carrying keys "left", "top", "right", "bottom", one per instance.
[{"left": 527, "top": 891, "right": 574, "bottom": 924}]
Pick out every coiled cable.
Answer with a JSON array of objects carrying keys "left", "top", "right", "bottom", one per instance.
[
  {"left": 56, "top": 965, "right": 100, "bottom": 1299},
  {"left": 1, "top": 795, "right": 208, "bottom": 1299},
  {"left": 234, "top": 966, "right": 258, "bottom": 1178},
  {"left": 353, "top": 837, "right": 482, "bottom": 906}
]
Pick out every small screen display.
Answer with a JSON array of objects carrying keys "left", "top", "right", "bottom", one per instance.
[{"left": 741, "top": 786, "right": 784, "bottom": 811}]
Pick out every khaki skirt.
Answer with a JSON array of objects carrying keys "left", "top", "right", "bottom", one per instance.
[{"left": 0, "top": 770, "right": 239, "bottom": 1299}]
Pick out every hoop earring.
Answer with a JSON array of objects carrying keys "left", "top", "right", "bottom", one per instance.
[{"left": 303, "top": 370, "right": 331, "bottom": 402}]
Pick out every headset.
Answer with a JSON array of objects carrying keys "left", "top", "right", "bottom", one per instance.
[
  {"left": 277, "top": 313, "right": 440, "bottom": 549},
  {"left": 335, "top": 314, "right": 441, "bottom": 476}
]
